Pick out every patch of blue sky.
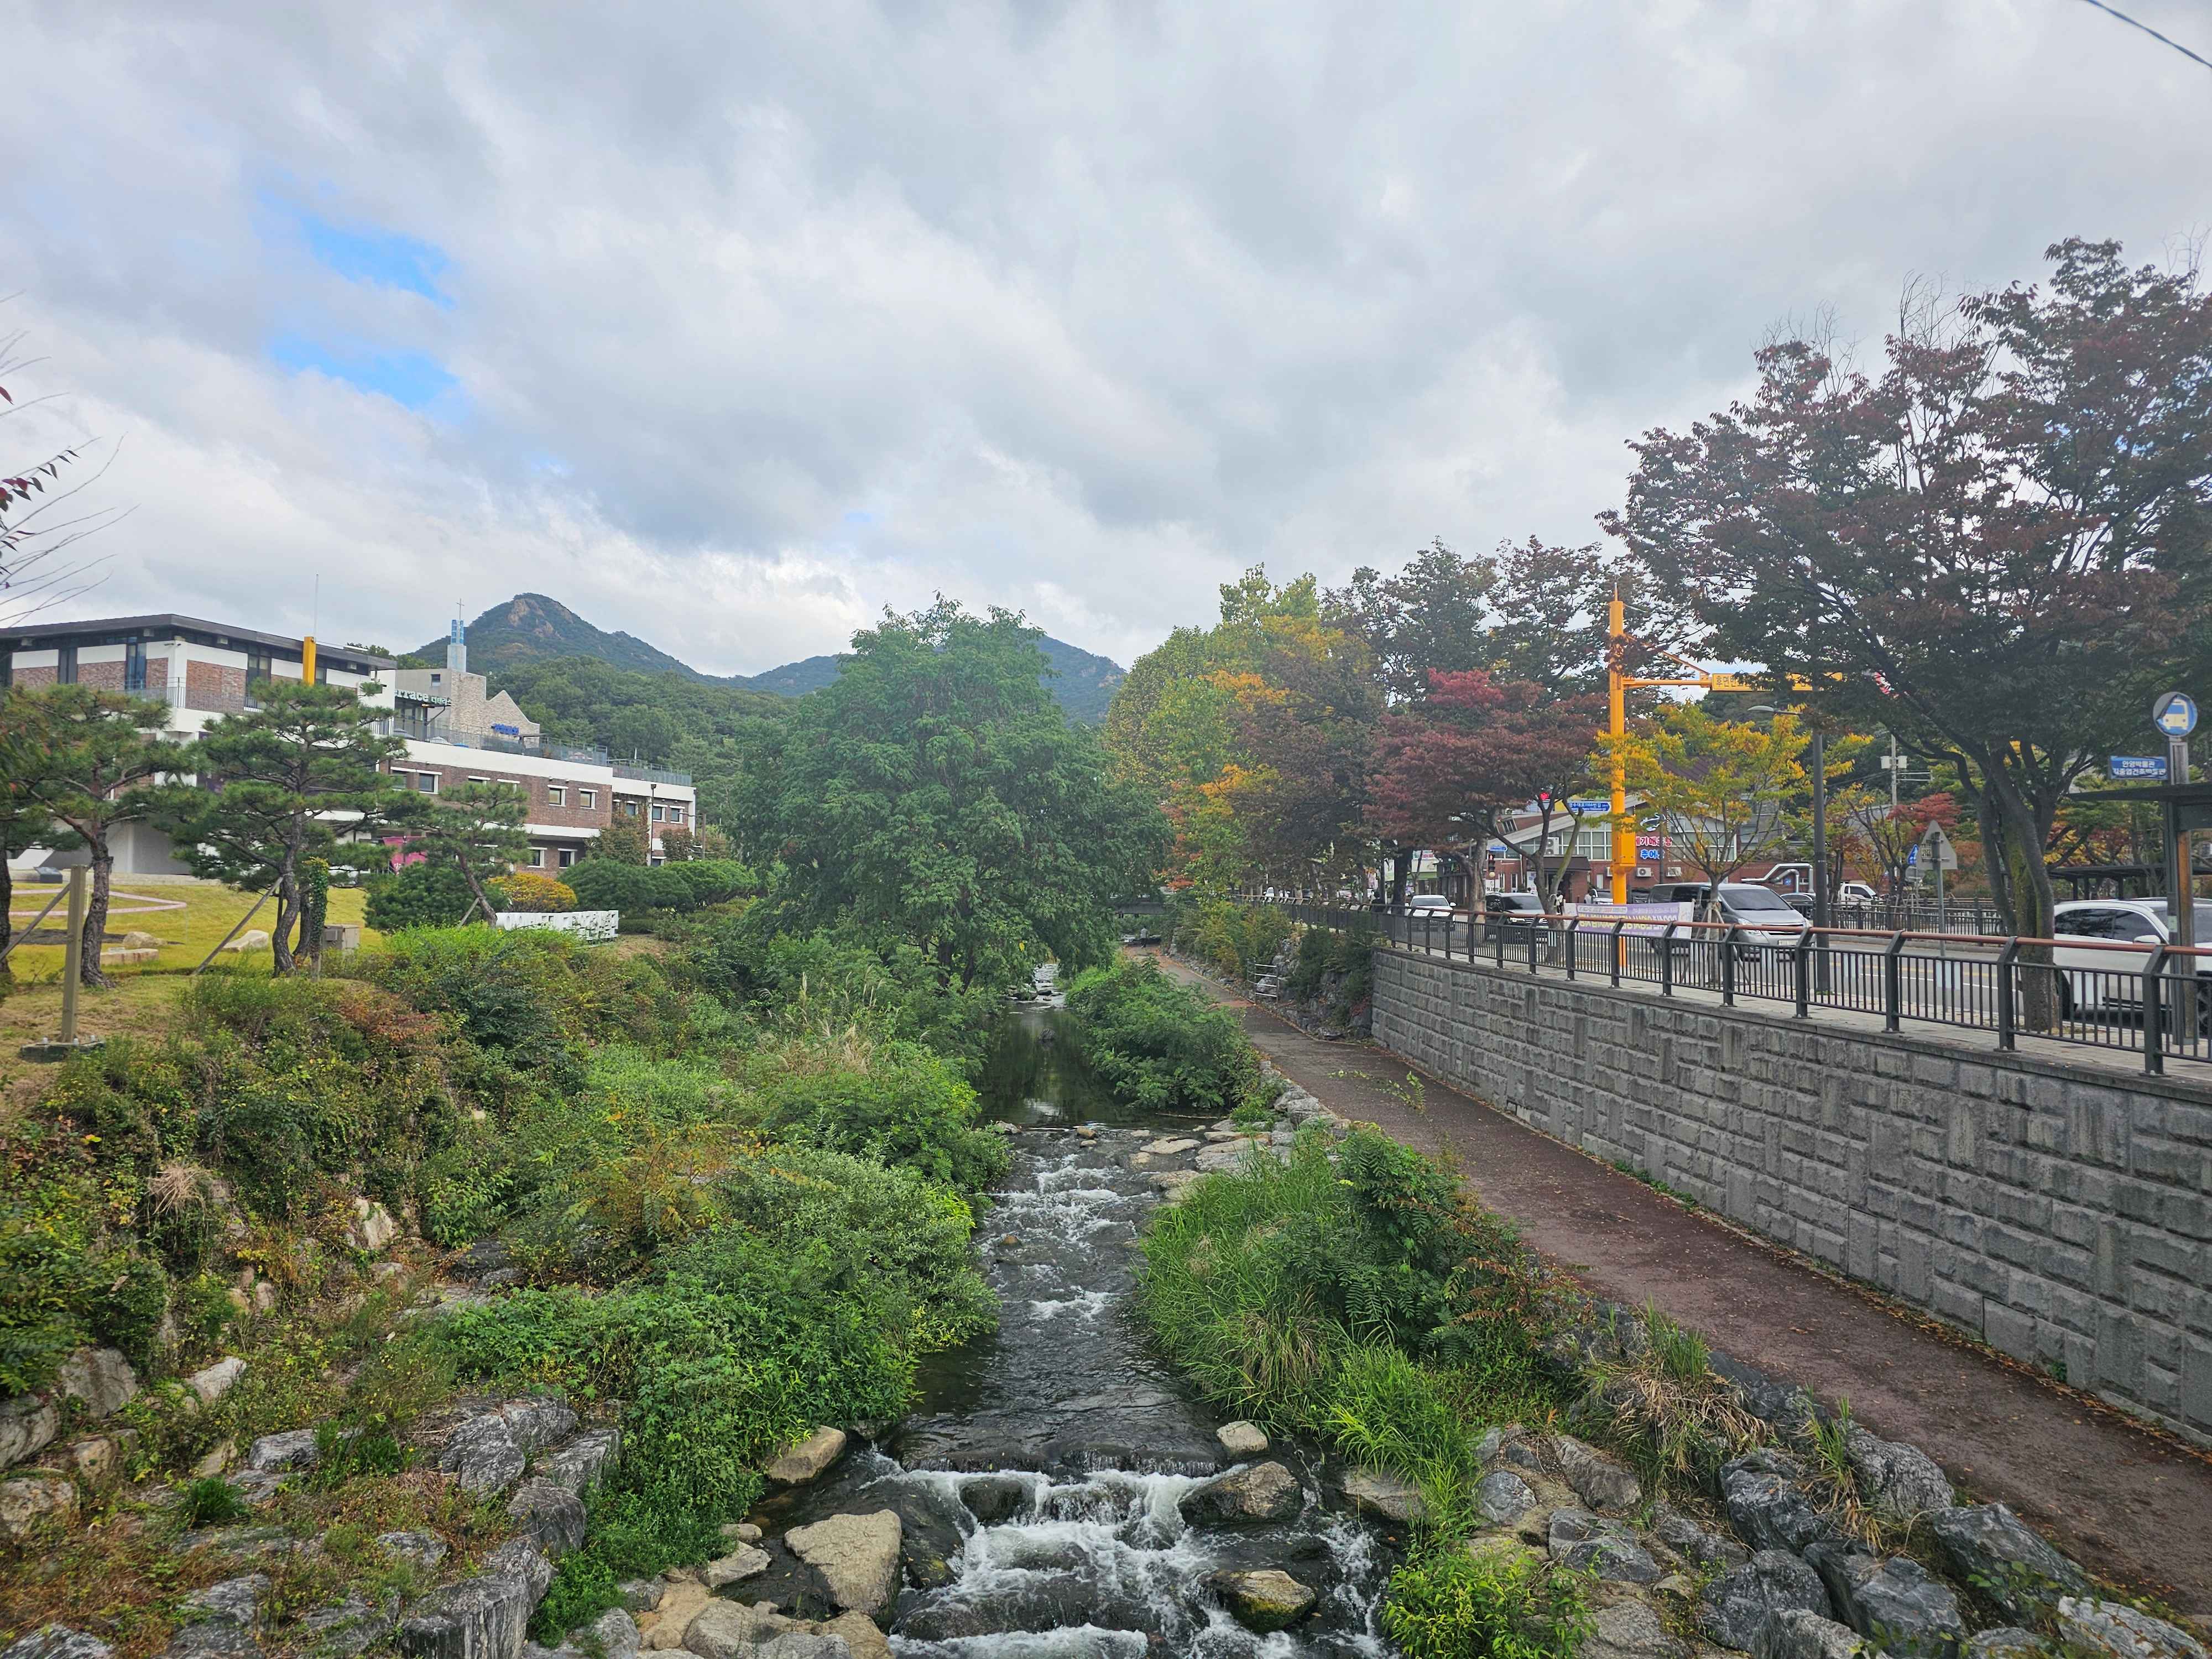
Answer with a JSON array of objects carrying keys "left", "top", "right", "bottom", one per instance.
[
  {"left": 263, "top": 193, "right": 452, "bottom": 306},
  {"left": 269, "top": 332, "right": 458, "bottom": 410}
]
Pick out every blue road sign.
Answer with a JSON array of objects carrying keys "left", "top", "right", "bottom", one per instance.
[
  {"left": 2153, "top": 690, "right": 2198, "bottom": 738},
  {"left": 2110, "top": 755, "right": 2169, "bottom": 780},
  {"left": 1567, "top": 797, "right": 1611, "bottom": 814}
]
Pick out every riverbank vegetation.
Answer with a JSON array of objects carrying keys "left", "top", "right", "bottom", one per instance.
[
  {"left": 1062, "top": 957, "right": 1265, "bottom": 1114},
  {"left": 0, "top": 917, "right": 1006, "bottom": 1651}
]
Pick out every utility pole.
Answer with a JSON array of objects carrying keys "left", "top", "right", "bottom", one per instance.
[{"left": 1608, "top": 593, "right": 1631, "bottom": 904}]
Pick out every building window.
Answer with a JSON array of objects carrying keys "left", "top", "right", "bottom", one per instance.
[
  {"left": 623, "top": 799, "right": 640, "bottom": 817},
  {"left": 650, "top": 804, "right": 664, "bottom": 822},
  {"left": 416, "top": 773, "right": 437, "bottom": 794},
  {"left": 56, "top": 644, "right": 77, "bottom": 685},
  {"left": 468, "top": 775, "right": 488, "bottom": 785},
  {"left": 556, "top": 848, "right": 576, "bottom": 868},
  {"left": 246, "top": 648, "right": 272, "bottom": 689},
  {"left": 578, "top": 790, "right": 596, "bottom": 809},
  {"left": 124, "top": 641, "right": 147, "bottom": 692},
  {"left": 668, "top": 806, "right": 684, "bottom": 823},
  {"left": 547, "top": 785, "right": 565, "bottom": 806},
  {"left": 528, "top": 848, "right": 545, "bottom": 868}
]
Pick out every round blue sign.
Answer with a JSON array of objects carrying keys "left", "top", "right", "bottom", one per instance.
[{"left": 2153, "top": 690, "right": 2199, "bottom": 738}]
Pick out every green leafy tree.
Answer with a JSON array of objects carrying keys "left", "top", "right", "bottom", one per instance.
[
  {"left": 16, "top": 686, "right": 187, "bottom": 987},
  {"left": 0, "top": 686, "right": 60, "bottom": 979},
  {"left": 414, "top": 780, "right": 530, "bottom": 922},
  {"left": 597, "top": 815, "right": 651, "bottom": 866},
  {"left": 152, "top": 681, "right": 409, "bottom": 974},
  {"left": 738, "top": 600, "right": 1168, "bottom": 989},
  {"left": 1600, "top": 702, "right": 1808, "bottom": 908}
]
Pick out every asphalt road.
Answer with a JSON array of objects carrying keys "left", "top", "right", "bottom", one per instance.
[{"left": 1150, "top": 952, "right": 2212, "bottom": 1621}]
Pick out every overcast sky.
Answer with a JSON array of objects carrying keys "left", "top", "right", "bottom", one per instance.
[{"left": 6, "top": 1, "right": 2210, "bottom": 674}]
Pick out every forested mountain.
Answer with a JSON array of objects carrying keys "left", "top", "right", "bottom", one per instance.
[{"left": 417, "top": 593, "right": 1125, "bottom": 722}]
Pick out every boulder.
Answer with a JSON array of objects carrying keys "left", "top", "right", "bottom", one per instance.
[
  {"left": 0, "top": 1395, "right": 61, "bottom": 1470},
  {"left": 171, "top": 1575, "right": 269, "bottom": 1651},
  {"left": 680, "top": 1601, "right": 790, "bottom": 1659},
  {"left": 62, "top": 1436, "right": 123, "bottom": 1486},
  {"left": 534, "top": 1428, "right": 622, "bottom": 1496},
  {"left": 505, "top": 1479, "right": 588, "bottom": 1558},
  {"left": 0, "top": 1474, "right": 76, "bottom": 1540},
  {"left": 1841, "top": 1427, "right": 1953, "bottom": 1521},
  {"left": 639, "top": 1580, "right": 712, "bottom": 1651},
  {"left": 1759, "top": 1610, "right": 1872, "bottom": 1659},
  {"left": 1651, "top": 1503, "right": 1748, "bottom": 1570},
  {"left": 2054, "top": 1599, "right": 2210, "bottom": 1659},
  {"left": 765, "top": 1427, "right": 847, "bottom": 1486},
  {"left": 216, "top": 931, "right": 270, "bottom": 954},
  {"left": 785, "top": 1511, "right": 903, "bottom": 1620},
  {"left": 56, "top": 1348, "right": 139, "bottom": 1418},
  {"left": 1585, "top": 1599, "right": 1692, "bottom": 1659},
  {"left": 378, "top": 1531, "right": 450, "bottom": 1571},
  {"left": 1181, "top": 1460, "right": 1303, "bottom": 1527},
  {"left": 615, "top": 1582, "right": 663, "bottom": 1615},
  {"left": 721, "top": 1523, "right": 765, "bottom": 1545},
  {"left": 345, "top": 1199, "right": 399, "bottom": 1254},
  {"left": 1141, "top": 1138, "right": 1201, "bottom": 1156},
  {"left": 1926, "top": 1505, "right": 2089, "bottom": 1623},
  {"left": 187, "top": 1358, "right": 247, "bottom": 1408},
  {"left": 1217, "top": 1421, "right": 1270, "bottom": 1459},
  {"left": 1723, "top": 1465, "right": 1834, "bottom": 1554},
  {"left": 573, "top": 1611, "right": 638, "bottom": 1659},
  {"left": 962, "top": 1474, "right": 1030, "bottom": 1525},
  {"left": 192, "top": 1441, "right": 235, "bottom": 1478},
  {"left": 1339, "top": 1467, "right": 1422, "bottom": 1525},
  {"left": 1556, "top": 1434, "right": 1644, "bottom": 1512},
  {"left": 701, "top": 1546, "right": 771, "bottom": 1589},
  {"left": 811, "top": 1613, "right": 889, "bottom": 1659},
  {"left": 1206, "top": 1568, "right": 1318, "bottom": 1633},
  {"left": 245, "top": 1430, "right": 321, "bottom": 1473},
  {"left": 1473, "top": 1469, "right": 1537, "bottom": 1526},
  {"left": 1806, "top": 1545, "right": 1965, "bottom": 1659},
  {"left": 1968, "top": 1631, "right": 2053, "bottom": 1659},
  {"left": 1700, "top": 1550, "right": 1833, "bottom": 1651},
  {"left": 437, "top": 1399, "right": 579, "bottom": 1496},
  {"left": 398, "top": 1541, "right": 551, "bottom": 1659},
  {"left": 755, "top": 1637, "right": 851, "bottom": 1659},
  {"left": 297, "top": 1593, "right": 400, "bottom": 1658},
  {"left": 1546, "top": 1509, "right": 1659, "bottom": 1582},
  {"left": 2, "top": 1630, "right": 115, "bottom": 1659}
]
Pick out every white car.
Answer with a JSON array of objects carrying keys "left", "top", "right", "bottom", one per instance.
[
  {"left": 1646, "top": 881, "right": 1811, "bottom": 946},
  {"left": 2050, "top": 899, "right": 2212, "bottom": 1020},
  {"left": 1405, "top": 893, "right": 1456, "bottom": 914}
]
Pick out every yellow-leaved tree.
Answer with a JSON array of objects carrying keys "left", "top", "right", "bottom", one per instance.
[{"left": 1600, "top": 701, "right": 1808, "bottom": 910}]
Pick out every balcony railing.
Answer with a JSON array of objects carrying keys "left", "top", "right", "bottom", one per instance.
[{"left": 613, "top": 762, "right": 692, "bottom": 786}]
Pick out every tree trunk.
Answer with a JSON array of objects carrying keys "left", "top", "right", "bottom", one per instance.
[
  {"left": 1986, "top": 769, "right": 2058, "bottom": 1030},
  {"left": 0, "top": 852, "right": 13, "bottom": 982},
  {"left": 81, "top": 844, "right": 114, "bottom": 989},
  {"left": 456, "top": 852, "right": 498, "bottom": 926},
  {"left": 270, "top": 872, "right": 299, "bottom": 977}
]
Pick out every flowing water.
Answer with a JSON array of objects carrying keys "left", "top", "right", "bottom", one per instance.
[{"left": 768, "top": 1008, "right": 1395, "bottom": 1657}]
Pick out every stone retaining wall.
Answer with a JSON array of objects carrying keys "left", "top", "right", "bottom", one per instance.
[{"left": 1370, "top": 949, "right": 2212, "bottom": 1443}]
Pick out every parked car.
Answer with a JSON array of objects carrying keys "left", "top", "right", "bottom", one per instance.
[
  {"left": 1481, "top": 890, "right": 1555, "bottom": 946},
  {"left": 1406, "top": 893, "right": 1456, "bottom": 914},
  {"left": 1644, "top": 881, "right": 1812, "bottom": 946},
  {"left": 2050, "top": 899, "right": 2212, "bottom": 1023}
]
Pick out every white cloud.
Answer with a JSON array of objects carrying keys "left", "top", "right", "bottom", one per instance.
[{"left": 5, "top": 0, "right": 2209, "bottom": 674}]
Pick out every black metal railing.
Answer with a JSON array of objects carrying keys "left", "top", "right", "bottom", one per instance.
[{"left": 1254, "top": 899, "right": 2212, "bottom": 1075}]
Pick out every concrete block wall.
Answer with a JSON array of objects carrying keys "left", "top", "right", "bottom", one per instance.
[{"left": 1371, "top": 949, "right": 2212, "bottom": 1443}]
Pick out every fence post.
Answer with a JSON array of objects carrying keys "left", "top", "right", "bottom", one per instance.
[
  {"left": 1996, "top": 940, "right": 2019, "bottom": 1051},
  {"left": 2143, "top": 945, "right": 2168, "bottom": 1076},
  {"left": 1564, "top": 917, "right": 1579, "bottom": 980},
  {"left": 1610, "top": 920, "right": 1625, "bottom": 987},
  {"left": 1496, "top": 912, "right": 1506, "bottom": 969},
  {"left": 1527, "top": 911, "right": 1541, "bottom": 974},
  {"left": 1882, "top": 931, "right": 1905, "bottom": 1032},
  {"left": 1661, "top": 922, "right": 1677, "bottom": 997},
  {"left": 1721, "top": 926, "right": 1738, "bottom": 1006},
  {"left": 1793, "top": 933, "right": 1812, "bottom": 1018}
]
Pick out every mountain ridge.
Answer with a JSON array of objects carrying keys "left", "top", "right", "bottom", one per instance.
[{"left": 414, "top": 593, "right": 1125, "bottom": 722}]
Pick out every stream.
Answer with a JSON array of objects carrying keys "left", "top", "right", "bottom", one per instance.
[{"left": 759, "top": 1006, "right": 1395, "bottom": 1657}]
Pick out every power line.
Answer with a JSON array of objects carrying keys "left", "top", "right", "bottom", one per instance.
[{"left": 2074, "top": 0, "right": 2212, "bottom": 72}]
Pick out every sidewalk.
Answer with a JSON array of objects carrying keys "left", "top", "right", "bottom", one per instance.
[{"left": 1150, "top": 953, "right": 2212, "bottom": 1619}]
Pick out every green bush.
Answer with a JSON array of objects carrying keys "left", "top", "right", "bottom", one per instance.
[
  {"left": 1138, "top": 1126, "right": 1557, "bottom": 1509},
  {"left": 363, "top": 859, "right": 479, "bottom": 931},
  {"left": 1284, "top": 921, "right": 1377, "bottom": 1024},
  {"left": 1382, "top": 1545, "right": 1594, "bottom": 1659},
  {"left": 676, "top": 922, "right": 1003, "bottom": 1073},
  {"left": 1168, "top": 895, "right": 1292, "bottom": 980},
  {"left": 1063, "top": 957, "right": 1261, "bottom": 1113},
  {"left": 740, "top": 1034, "right": 1009, "bottom": 1194},
  {"left": 567, "top": 857, "right": 753, "bottom": 916}
]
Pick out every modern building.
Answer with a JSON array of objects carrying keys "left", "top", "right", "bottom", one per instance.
[{"left": 2, "top": 611, "right": 697, "bottom": 875}]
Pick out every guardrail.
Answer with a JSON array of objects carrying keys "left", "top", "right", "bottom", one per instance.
[
  {"left": 612, "top": 762, "right": 693, "bottom": 786},
  {"left": 1260, "top": 900, "right": 2212, "bottom": 1075}
]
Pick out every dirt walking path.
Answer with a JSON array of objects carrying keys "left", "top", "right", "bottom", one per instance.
[{"left": 1150, "top": 953, "right": 2212, "bottom": 1619}]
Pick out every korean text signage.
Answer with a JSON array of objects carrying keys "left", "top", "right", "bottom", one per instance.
[{"left": 2109, "top": 756, "right": 2168, "bottom": 780}]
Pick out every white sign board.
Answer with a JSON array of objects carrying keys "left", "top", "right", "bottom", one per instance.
[
  {"left": 1568, "top": 900, "right": 1693, "bottom": 937},
  {"left": 496, "top": 909, "right": 620, "bottom": 943},
  {"left": 1918, "top": 822, "right": 1959, "bottom": 872}
]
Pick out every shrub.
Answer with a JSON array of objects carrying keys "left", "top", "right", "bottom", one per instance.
[
  {"left": 1168, "top": 895, "right": 1292, "bottom": 980},
  {"left": 363, "top": 860, "right": 479, "bottom": 931},
  {"left": 1382, "top": 1545, "right": 1594, "bottom": 1659},
  {"left": 1063, "top": 957, "right": 1261, "bottom": 1113},
  {"left": 1284, "top": 921, "right": 1377, "bottom": 1024},
  {"left": 738, "top": 1034, "right": 1009, "bottom": 1194},
  {"left": 567, "top": 857, "right": 753, "bottom": 917},
  {"left": 489, "top": 873, "right": 578, "bottom": 913}
]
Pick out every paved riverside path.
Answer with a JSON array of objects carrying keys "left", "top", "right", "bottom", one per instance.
[{"left": 1147, "top": 952, "right": 2212, "bottom": 1619}]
